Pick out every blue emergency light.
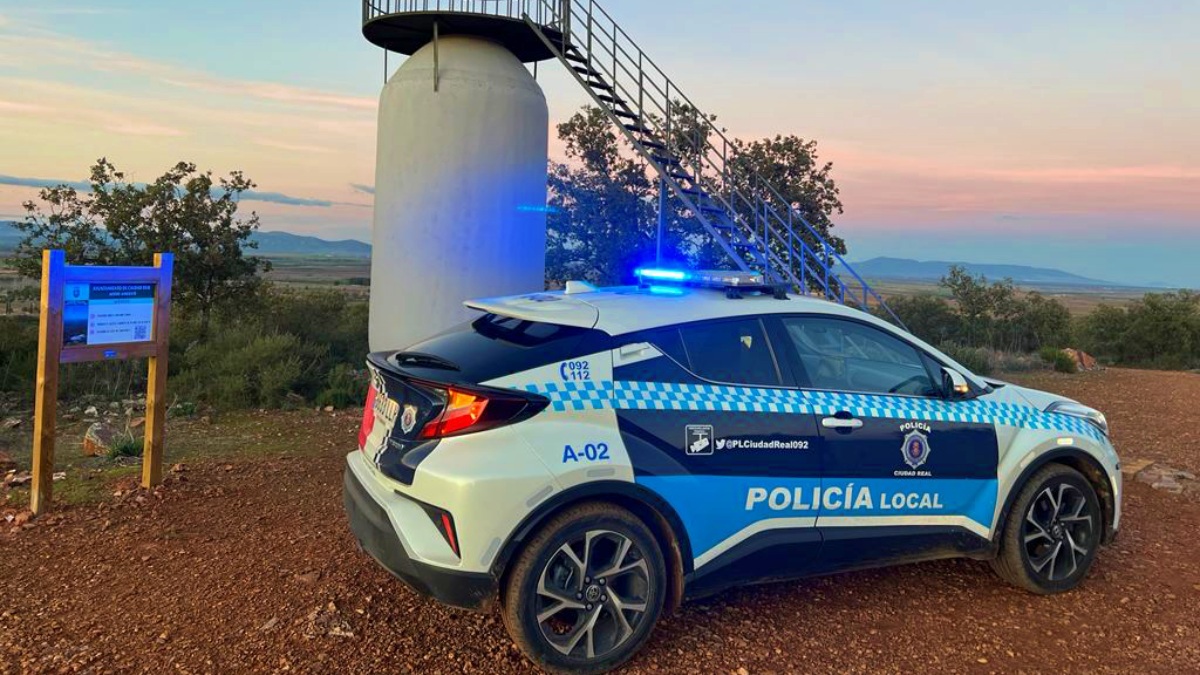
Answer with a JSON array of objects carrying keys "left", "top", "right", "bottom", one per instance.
[
  {"left": 634, "top": 268, "right": 689, "bottom": 282},
  {"left": 634, "top": 267, "right": 785, "bottom": 299},
  {"left": 635, "top": 268, "right": 766, "bottom": 288}
]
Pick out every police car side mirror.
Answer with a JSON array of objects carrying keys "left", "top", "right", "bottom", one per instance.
[{"left": 942, "top": 367, "right": 971, "bottom": 399}]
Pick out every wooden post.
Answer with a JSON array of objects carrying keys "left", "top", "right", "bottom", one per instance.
[
  {"left": 141, "top": 253, "right": 174, "bottom": 489},
  {"left": 30, "top": 250, "right": 65, "bottom": 515}
]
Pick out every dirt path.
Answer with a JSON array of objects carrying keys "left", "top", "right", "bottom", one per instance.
[{"left": 2, "top": 369, "right": 1199, "bottom": 674}]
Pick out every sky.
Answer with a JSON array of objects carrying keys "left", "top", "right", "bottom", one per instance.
[{"left": 0, "top": 0, "right": 1196, "bottom": 287}]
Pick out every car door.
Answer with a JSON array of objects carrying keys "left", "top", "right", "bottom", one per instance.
[
  {"left": 771, "top": 315, "right": 999, "bottom": 569},
  {"left": 612, "top": 317, "right": 824, "bottom": 592}
]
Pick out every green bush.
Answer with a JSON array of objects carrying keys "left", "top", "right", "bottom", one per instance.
[
  {"left": 173, "top": 325, "right": 323, "bottom": 410},
  {"left": 316, "top": 364, "right": 368, "bottom": 409},
  {"left": 880, "top": 294, "right": 960, "bottom": 346},
  {"left": 941, "top": 345, "right": 995, "bottom": 377},
  {"left": 1052, "top": 350, "right": 1078, "bottom": 374},
  {"left": 1038, "top": 345, "right": 1062, "bottom": 364},
  {"left": 108, "top": 433, "right": 143, "bottom": 459},
  {"left": 1078, "top": 292, "right": 1200, "bottom": 369}
]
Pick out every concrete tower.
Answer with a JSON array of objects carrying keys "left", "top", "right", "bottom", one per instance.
[{"left": 362, "top": 3, "right": 564, "bottom": 351}]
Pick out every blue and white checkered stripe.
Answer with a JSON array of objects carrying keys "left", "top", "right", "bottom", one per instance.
[{"left": 521, "top": 380, "right": 1104, "bottom": 440}]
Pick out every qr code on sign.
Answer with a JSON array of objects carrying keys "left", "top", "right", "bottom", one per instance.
[{"left": 134, "top": 325, "right": 148, "bottom": 341}]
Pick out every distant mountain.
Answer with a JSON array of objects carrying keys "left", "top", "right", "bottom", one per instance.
[
  {"left": 1, "top": 222, "right": 370, "bottom": 259},
  {"left": 840, "top": 257, "right": 1118, "bottom": 287},
  {"left": 250, "top": 231, "right": 370, "bottom": 258}
]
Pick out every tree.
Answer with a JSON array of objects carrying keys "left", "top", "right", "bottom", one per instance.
[
  {"left": 10, "top": 158, "right": 270, "bottom": 336},
  {"left": 546, "top": 107, "right": 664, "bottom": 285},
  {"left": 939, "top": 266, "right": 1072, "bottom": 352},
  {"left": 883, "top": 294, "right": 960, "bottom": 345},
  {"left": 545, "top": 105, "right": 848, "bottom": 286}
]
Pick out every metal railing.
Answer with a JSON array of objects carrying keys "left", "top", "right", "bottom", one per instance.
[
  {"left": 363, "top": 0, "right": 559, "bottom": 26},
  {"left": 522, "top": 0, "right": 902, "bottom": 325}
]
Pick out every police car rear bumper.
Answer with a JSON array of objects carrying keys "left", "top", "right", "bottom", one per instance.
[{"left": 343, "top": 463, "right": 497, "bottom": 611}]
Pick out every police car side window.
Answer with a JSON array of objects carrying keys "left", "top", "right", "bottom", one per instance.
[
  {"left": 780, "top": 317, "right": 939, "bottom": 397},
  {"left": 678, "top": 318, "right": 781, "bottom": 386}
]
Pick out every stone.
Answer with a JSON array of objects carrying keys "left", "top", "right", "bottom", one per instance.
[
  {"left": 0, "top": 451, "right": 16, "bottom": 474},
  {"left": 1135, "top": 463, "right": 1197, "bottom": 494},
  {"left": 8, "top": 472, "right": 32, "bottom": 486},
  {"left": 84, "top": 406, "right": 99, "bottom": 417},
  {"left": 1062, "top": 348, "right": 1101, "bottom": 372},
  {"left": 1122, "top": 458, "right": 1155, "bottom": 476},
  {"left": 82, "top": 422, "right": 121, "bottom": 457},
  {"left": 130, "top": 417, "right": 146, "bottom": 430},
  {"left": 2, "top": 417, "right": 21, "bottom": 430}
]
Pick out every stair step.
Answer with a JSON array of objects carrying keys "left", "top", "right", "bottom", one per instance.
[
  {"left": 586, "top": 80, "right": 614, "bottom": 91},
  {"left": 623, "top": 123, "right": 654, "bottom": 135},
  {"left": 597, "top": 94, "right": 626, "bottom": 106},
  {"left": 571, "top": 65, "right": 600, "bottom": 77},
  {"left": 564, "top": 51, "right": 588, "bottom": 63},
  {"left": 668, "top": 171, "right": 692, "bottom": 182},
  {"left": 700, "top": 204, "right": 726, "bottom": 214},
  {"left": 612, "top": 109, "right": 639, "bottom": 120},
  {"left": 652, "top": 155, "right": 682, "bottom": 167}
]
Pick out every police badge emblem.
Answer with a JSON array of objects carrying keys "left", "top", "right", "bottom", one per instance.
[
  {"left": 400, "top": 404, "right": 418, "bottom": 435},
  {"left": 901, "top": 430, "right": 931, "bottom": 470}
]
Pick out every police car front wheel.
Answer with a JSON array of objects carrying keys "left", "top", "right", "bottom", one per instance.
[
  {"left": 992, "top": 464, "right": 1102, "bottom": 594},
  {"left": 502, "top": 502, "right": 666, "bottom": 674}
]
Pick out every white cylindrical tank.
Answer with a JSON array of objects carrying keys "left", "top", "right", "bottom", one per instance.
[{"left": 370, "top": 35, "right": 549, "bottom": 351}]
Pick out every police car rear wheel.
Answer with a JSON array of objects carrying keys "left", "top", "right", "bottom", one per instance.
[
  {"left": 502, "top": 502, "right": 666, "bottom": 674},
  {"left": 992, "top": 464, "right": 1102, "bottom": 594}
]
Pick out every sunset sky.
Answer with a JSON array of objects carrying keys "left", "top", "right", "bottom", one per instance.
[{"left": 0, "top": 1, "right": 1196, "bottom": 287}]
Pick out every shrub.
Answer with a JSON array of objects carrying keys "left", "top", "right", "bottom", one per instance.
[
  {"left": 173, "top": 325, "right": 323, "bottom": 410},
  {"left": 940, "top": 345, "right": 994, "bottom": 377},
  {"left": 1038, "top": 345, "right": 1061, "bottom": 364},
  {"left": 881, "top": 294, "right": 960, "bottom": 346},
  {"left": 316, "top": 364, "right": 368, "bottom": 409},
  {"left": 108, "top": 433, "right": 143, "bottom": 459},
  {"left": 1053, "top": 350, "right": 1078, "bottom": 374},
  {"left": 1077, "top": 292, "right": 1200, "bottom": 369}
]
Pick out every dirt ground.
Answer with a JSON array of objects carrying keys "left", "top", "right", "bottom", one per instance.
[{"left": 1, "top": 368, "right": 1198, "bottom": 674}]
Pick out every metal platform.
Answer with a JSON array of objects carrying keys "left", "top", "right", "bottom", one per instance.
[{"left": 363, "top": 0, "right": 564, "bottom": 62}]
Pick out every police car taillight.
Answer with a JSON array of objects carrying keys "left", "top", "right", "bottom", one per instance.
[
  {"left": 420, "top": 389, "right": 489, "bottom": 438},
  {"left": 417, "top": 386, "right": 550, "bottom": 440},
  {"left": 358, "top": 384, "right": 378, "bottom": 452}
]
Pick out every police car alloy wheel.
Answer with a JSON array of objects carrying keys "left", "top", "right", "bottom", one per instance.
[
  {"left": 502, "top": 502, "right": 666, "bottom": 674},
  {"left": 991, "top": 464, "right": 1103, "bottom": 594}
]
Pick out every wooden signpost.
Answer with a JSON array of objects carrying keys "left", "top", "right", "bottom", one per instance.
[{"left": 30, "top": 250, "right": 175, "bottom": 515}]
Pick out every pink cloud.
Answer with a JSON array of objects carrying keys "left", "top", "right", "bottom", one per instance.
[
  {"left": 103, "top": 121, "right": 186, "bottom": 137},
  {"left": 254, "top": 139, "right": 334, "bottom": 154}
]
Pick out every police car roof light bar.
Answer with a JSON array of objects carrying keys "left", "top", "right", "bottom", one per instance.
[{"left": 634, "top": 268, "right": 788, "bottom": 300}]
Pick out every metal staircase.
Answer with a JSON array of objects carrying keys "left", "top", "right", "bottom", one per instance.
[{"left": 522, "top": 0, "right": 902, "bottom": 324}]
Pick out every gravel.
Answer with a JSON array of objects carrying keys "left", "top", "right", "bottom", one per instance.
[{"left": 1, "top": 368, "right": 1198, "bottom": 673}]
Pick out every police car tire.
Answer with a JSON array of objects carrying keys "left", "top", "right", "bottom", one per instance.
[
  {"left": 502, "top": 502, "right": 667, "bottom": 675},
  {"left": 991, "top": 463, "right": 1102, "bottom": 595}
]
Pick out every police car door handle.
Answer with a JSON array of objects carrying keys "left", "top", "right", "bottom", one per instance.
[{"left": 822, "top": 416, "right": 864, "bottom": 430}]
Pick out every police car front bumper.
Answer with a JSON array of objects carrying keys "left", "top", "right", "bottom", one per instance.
[{"left": 343, "top": 461, "right": 497, "bottom": 611}]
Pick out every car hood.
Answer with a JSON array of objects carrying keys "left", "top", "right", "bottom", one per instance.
[{"left": 982, "top": 378, "right": 1081, "bottom": 411}]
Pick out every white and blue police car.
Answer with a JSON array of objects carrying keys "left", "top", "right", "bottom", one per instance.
[{"left": 344, "top": 269, "right": 1121, "bottom": 674}]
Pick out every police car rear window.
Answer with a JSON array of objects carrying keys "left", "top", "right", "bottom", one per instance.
[
  {"left": 679, "top": 318, "right": 781, "bottom": 386},
  {"left": 395, "top": 314, "right": 611, "bottom": 384}
]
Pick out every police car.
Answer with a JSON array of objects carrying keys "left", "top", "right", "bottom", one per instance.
[{"left": 344, "top": 269, "right": 1121, "bottom": 674}]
